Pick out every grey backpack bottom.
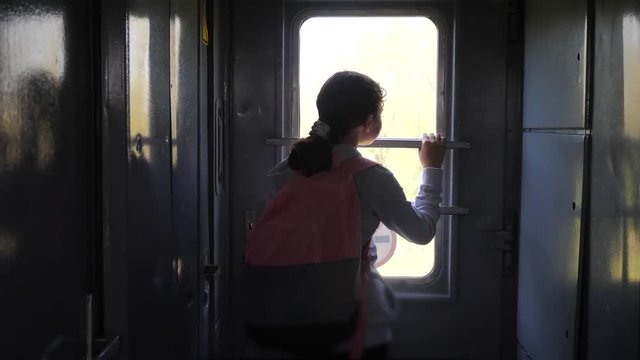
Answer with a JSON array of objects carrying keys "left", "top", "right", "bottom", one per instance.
[
  {"left": 241, "top": 259, "right": 362, "bottom": 352},
  {"left": 245, "top": 310, "right": 358, "bottom": 353}
]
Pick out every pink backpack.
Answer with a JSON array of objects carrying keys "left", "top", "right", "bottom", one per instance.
[{"left": 242, "top": 155, "right": 378, "bottom": 354}]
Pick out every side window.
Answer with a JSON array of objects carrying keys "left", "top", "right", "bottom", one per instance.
[{"left": 297, "top": 16, "right": 440, "bottom": 278}]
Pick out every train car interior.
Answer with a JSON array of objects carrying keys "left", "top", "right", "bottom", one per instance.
[{"left": 1, "top": 0, "right": 639, "bottom": 359}]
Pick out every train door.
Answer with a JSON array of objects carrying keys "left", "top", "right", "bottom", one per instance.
[
  {"left": 0, "top": 0, "right": 98, "bottom": 357},
  {"left": 225, "top": 0, "right": 522, "bottom": 358},
  {"left": 100, "top": 0, "right": 207, "bottom": 358}
]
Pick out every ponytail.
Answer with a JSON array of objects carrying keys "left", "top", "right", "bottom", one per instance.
[{"left": 288, "top": 135, "right": 332, "bottom": 177}]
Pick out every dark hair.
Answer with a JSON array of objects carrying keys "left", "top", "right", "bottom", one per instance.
[{"left": 288, "top": 71, "right": 384, "bottom": 176}]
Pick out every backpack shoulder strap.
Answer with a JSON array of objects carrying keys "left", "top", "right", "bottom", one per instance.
[{"left": 339, "top": 156, "right": 379, "bottom": 176}]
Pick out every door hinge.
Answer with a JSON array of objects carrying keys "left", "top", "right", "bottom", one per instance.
[
  {"left": 482, "top": 209, "right": 518, "bottom": 276},
  {"left": 482, "top": 209, "right": 518, "bottom": 250}
]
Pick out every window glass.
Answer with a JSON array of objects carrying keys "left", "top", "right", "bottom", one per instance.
[{"left": 299, "top": 17, "right": 439, "bottom": 277}]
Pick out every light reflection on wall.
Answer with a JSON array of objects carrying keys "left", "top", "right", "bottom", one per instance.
[
  {"left": 0, "top": 15, "right": 64, "bottom": 171},
  {"left": 623, "top": 14, "right": 640, "bottom": 138},
  {"left": 625, "top": 227, "right": 640, "bottom": 283},
  {"left": 608, "top": 226, "right": 640, "bottom": 285},
  {"left": 0, "top": 231, "right": 18, "bottom": 261},
  {"left": 620, "top": 13, "right": 640, "bottom": 284},
  {"left": 128, "top": 16, "right": 152, "bottom": 160},
  {"left": 170, "top": 17, "right": 181, "bottom": 168}
]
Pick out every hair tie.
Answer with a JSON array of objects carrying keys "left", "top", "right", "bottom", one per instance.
[{"left": 310, "top": 120, "right": 331, "bottom": 139}]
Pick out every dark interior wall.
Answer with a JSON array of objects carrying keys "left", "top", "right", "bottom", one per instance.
[
  {"left": 0, "top": 1, "right": 95, "bottom": 358},
  {"left": 587, "top": 0, "right": 640, "bottom": 359}
]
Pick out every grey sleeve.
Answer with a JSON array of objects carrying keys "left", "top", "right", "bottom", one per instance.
[{"left": 355, "top": 166, "right": 443, "bottom": 245}]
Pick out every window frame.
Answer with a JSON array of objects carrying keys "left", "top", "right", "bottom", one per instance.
[{"left": 282, "top": 1, "right": 457, "bottom": 300}]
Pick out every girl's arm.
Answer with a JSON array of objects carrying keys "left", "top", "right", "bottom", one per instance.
[{"left": 356, "top": 165, "right": 443, "bottom": 245}]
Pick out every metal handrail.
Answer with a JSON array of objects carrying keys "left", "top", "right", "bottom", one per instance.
[{"left": 266, "top": 137, "right": 470, "bottom": 149}]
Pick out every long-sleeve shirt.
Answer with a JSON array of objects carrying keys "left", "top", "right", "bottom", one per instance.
[{"left": 265, "top": 143, "right": 443, "bottom": 349}]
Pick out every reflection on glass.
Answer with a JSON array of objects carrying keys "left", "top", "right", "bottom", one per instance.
[
  {"left": 623, "top": 14, "right": 640, "bottom": 138},
  {"left": 0, "top": 14, "right": 64, "bottom": 170},
  {"left": 615, "top": 156, "right": 640, "bottom": 284},
  {"left": 170, "top": 17, "right": 182, "bottom": 167},
  {"left": 624, "top": 226, "right": 640, "bottom": 284},
  {"left": 128, "top": 16, "right": 151, "bottom": 160},
  {"left": 608, "top": 222, "right": 640, "bottom": 285},
  {"left": 617, "top": 14, "right": 640, "bottom": 284},
  {"left": 0, "top": 230, "right": 18, "bottom": 260},
  {"left": 299, "top": 17, "right": 439, "bottom": 277},
  {"left": 0, "top": 15, "right": 66, "bottom": 81}
]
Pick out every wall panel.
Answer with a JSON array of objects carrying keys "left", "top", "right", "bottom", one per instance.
[
  {"left": 517, "top": 132, "right": 586, "bottom": 360},
  {"left": 587, "top": 0, "right": 640, "bottom": 358},
  {"left": 523, "top": 0, "right": 588, "bottom": 129}
]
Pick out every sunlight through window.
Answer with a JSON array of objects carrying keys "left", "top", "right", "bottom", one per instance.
[{"left": 299, "top": 16, "right": 439, "bottom": 277}]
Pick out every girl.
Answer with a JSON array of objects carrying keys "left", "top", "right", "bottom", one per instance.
[{"left": 250, "top": 70, "right": 445, "bottom": 359}]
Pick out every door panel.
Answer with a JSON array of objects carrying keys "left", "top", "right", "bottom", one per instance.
[
  {"left": 169, "top": 0, "right": 201, "bottom": 357},
  {"left": 101, "top": 0, "right": 204, "bottom": 358},
  {"left": 126, "top": 0, "right": 177, "bottom": 356},
  {"left": 393, "top": 0, "right": 514, "bottom": 358},
  {"left": 209, "top": 0, "right": 232, "bottom": 358},
  {"left": 0, "top": 0, "right": 94, "bottom": 357}
]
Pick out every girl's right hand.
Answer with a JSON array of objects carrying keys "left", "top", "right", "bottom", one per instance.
[{"left": 419, "top": 133, "right": 446, "bottom": 168}]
